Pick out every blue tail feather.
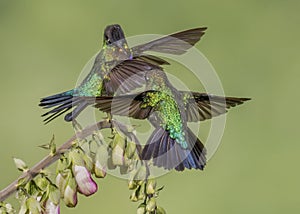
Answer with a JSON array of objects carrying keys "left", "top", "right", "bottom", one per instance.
[
  {"left": 39, "top": 89, "right": 88, "bottom": 123},
  {"left": 141, "top": 127, "right": 206, "bottom": 171}
]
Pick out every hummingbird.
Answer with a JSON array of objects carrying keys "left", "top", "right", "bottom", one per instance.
[
  {"left": 92, "top": 69, "right": 250, "bottom": 171},
  {"left": 39, "top": 24, "right": 207, "bottom": 123}
]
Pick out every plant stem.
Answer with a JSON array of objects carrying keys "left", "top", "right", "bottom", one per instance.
[{"left": 0, "top": 119, "right": 141, "bottom": 202}]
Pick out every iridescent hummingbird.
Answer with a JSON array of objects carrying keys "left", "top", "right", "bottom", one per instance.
[
  {"left": 93, "top": 69, "right": 250, "bottom": 171},
  {"left": 39, "top": 24, "right": 207, "bottom": 123}
]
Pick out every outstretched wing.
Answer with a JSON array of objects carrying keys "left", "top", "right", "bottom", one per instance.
[
  {"left": 92, "top": 90, "right": 250, "bottom": 122},
  {"left": 132, "top": 27, "right": 207, "bottom": 55},
  {"left": 182, "top": 92, "right": 251, "bottom": 122},
  {"left": 104, "top": 59, "right": 161, "bottom": 95},
  {"left": 92, "top": 91, "right": 158, "bottom": 119}
]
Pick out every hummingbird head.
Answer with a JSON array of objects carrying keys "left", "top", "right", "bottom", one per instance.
[
  {"left": 145, "top": 69, "right": 168, "bottom": 90},
  {"left": 103, "top": 24, "right": 130, "bottom": 60},
  {"left": 103, "top": 24, "right": 125, "bottom": 44}
]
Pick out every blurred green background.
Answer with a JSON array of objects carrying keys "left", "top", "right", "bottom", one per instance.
[{"left": 0, "top": 0, "right": 299, "bottom": 213}]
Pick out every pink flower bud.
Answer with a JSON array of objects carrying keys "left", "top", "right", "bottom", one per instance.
[
  {"left": 56, "top": 172, "right": 67, "bottom": 196},
  {"left": 73, "top": 165, "right": 98, "bottom": 196},
  {"left": 43, "top": 200, "right": 60, "bottom": 214},
  {"left": 63, "top": 175, "right": 78, "bottom": 207}
]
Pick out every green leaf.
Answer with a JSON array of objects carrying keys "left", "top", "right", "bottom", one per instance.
[
  {"left": 48, "top": 184, "right": 60, "bottom": 205},
  {"left": 156, "top": 206, "right": 167, "bottom": 214},
  {"left": 50, "top": 135, "right": 56, "bottom": 155},
  {"left": 17, "top": 177, "right": 28, "bottom": 187},
  {"left": 35, "top": 176, "right": 49, "bottom": 192}
]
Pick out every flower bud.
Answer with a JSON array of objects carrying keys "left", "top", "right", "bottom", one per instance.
[
  {"left": 56, "top": 170, "right": 69, "bottom": 196},
  {"left": 112, "top": 134, "right": 126, "bottom": 166},
  {"left": 43, "top": 199, "right": 60, "bottom": 214},
  {"left": 136, "top": 203, "right": 146, "bottom": 214},
  {"left": 128, "top": 179, "right": 138, "bottom": 190},
  {"left": 82, "top": 153, "right": 94, "bottom": 172},
  {"left": 63, "top": 174, "right": 77, "bottom": 207},
  {"left": 146, "top": 179, "right": 157, "bottom": 195},
  {"left": 146, "top": 197, "right": 156, "bottom": 212},
  {"left": 73, "top": 165, "right": 98, "bottom": 196},
  {"left": 26, "top": 197, "right": 42, "bottom": 214},
  {"left": 13, "top": 158, "right": 28, "bottom": 172},
  {"left": 129, "top": 191, "right": 138, "bottom": 202},
  {"left": 48, "top": 184, "right": 60, "bottom": 206},
  {"left": 129, "top": 185, "right": 145, "bottom": 202},
  {"left": 0, "top": 202, "right": 14, "bottom": 214},
  {"left": 94, "top": 145, "right": 108, "bottom": 178},
  {"left": 56, "top": 158, "right": 69, "bottom": 174},
  {"left": 125, "top": 140, "right": 136, "bottom": 159},
  {"left": 68, "top": 150, "right": 85, "bottom": 167}
]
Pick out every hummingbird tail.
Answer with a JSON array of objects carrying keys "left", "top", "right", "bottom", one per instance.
[
  {"left": 39, "top": 90, "right": 87, "bottom": 123},
  {"left": 141, "top": 127, "right": 206, "bottom": 171}
]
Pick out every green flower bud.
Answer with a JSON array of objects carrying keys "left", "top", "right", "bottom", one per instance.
[
  {"left": 26, "top": 197, "right": 42, "bottom": 214},
  {"left": 81, "top": 152, "right": 94, "bottom": 172},
  {"left": 110, "top": 132, "right": 125, "bottom": 149},
  {"left": 112, "top": 139, "right": 125, "bottom": 166},
  {"left": 0, "top": 202, "right": 15, "bottom": 214},
  {"left": 146, "top": 179, "right": 157, "bottom": 195},
  {"left": 94, "top": 145, "right": 108, "bottom": 178},
  {"left": 125, "top": 140, "right": 136, "bottom": 159},
  {"left": 13, "top": 158, "right": 28, "bottom": 172},
  {"left": 68, "top": 150, "right": 85, "bottom": 167},
  {"left": 56, "top": 158, "right": 68, "bottom": 174},
  {"left": 129, "top": 191, "right": 138, "bottom": 202},
  {"left": 146, "top": 198, "right": 156, "bottom": 212},
  {"left": 130, "top": 185, "right": 145, "bottom": 202},
  {"left": 128, "top": 179, "right": 138, "bottom": 190},
  {"left": 136, "top": 203, "right": 146, "bottom": 214},
  {"left": 48, "top": 184, "right": 60, "bottom": 205}
]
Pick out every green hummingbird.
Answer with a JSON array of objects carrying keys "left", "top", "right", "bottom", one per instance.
[
  {"left": 39, "top": 24, "right": 207, "bottom": 123},
  {"left": 92, "top": 69, "right": 250, "bottom": 171}
]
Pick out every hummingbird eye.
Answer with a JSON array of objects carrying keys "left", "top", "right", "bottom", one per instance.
[{"left": 105, "top": 35, "right": 112, "bottom": 45}]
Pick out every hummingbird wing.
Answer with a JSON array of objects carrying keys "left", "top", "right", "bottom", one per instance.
[
  {"left": 134, "top": 55, "right": 170, "bottom": 65},
  {"left": 132, "top": 27, "right": 207, "bottom": 55},
  {"left": 93, "top": 91, "right": 158, "bottom": 119},
  {"left": 182, "top": 92, "right": 251, "bottom": 122},
  {"left": 104, "top": 60, "right": 161, "bottom": 94}
]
